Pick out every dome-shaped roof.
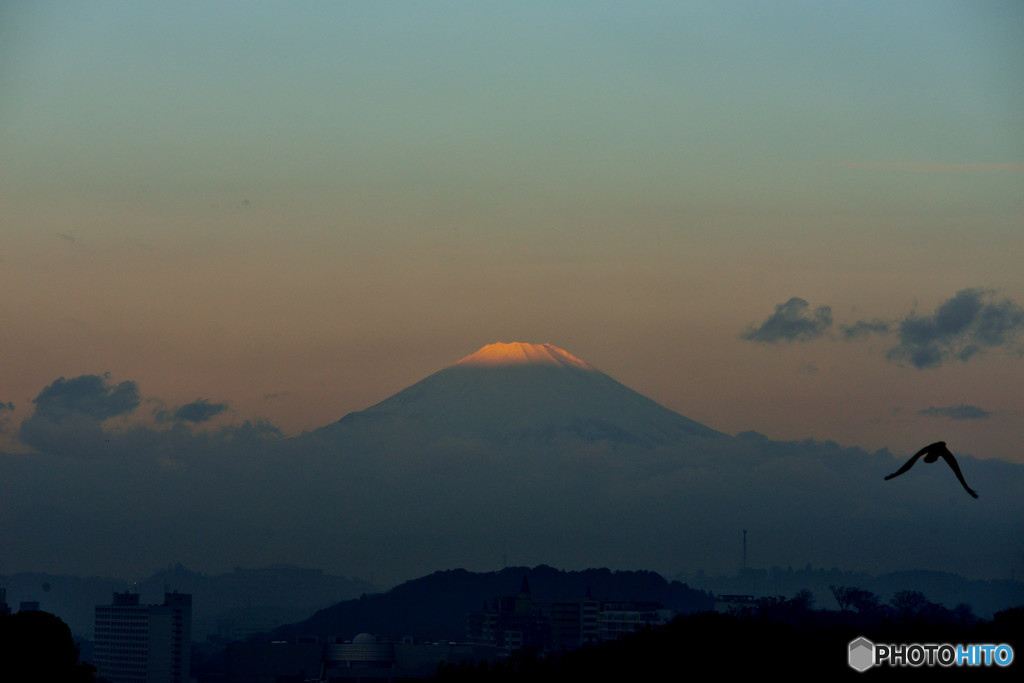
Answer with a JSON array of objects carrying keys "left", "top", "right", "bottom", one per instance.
[{"left": 352, "top": 632, "right": 377, "bottom": 644}]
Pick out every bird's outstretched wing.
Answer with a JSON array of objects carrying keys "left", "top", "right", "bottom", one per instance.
[
  {"left": 884, "top": 444, "right": 930, "bottom": 480},
  {"left": 939, "top": 449, "right": 979, "bottom": 498}
]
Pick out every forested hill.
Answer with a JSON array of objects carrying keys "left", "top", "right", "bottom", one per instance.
[{"left": 262, "top": 565, "right": 714, "bottom": 643}]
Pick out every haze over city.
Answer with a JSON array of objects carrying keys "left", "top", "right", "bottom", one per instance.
[{"left": 2, "top": 3, "right": 1023, "bottom": 587}]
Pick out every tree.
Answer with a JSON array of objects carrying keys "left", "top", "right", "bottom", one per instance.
[
  {"left": 789, "top": 588, "right": 814, "bottom": 611},
  {"left": 890, "top": 590, "right": 929, "bottom": 620},
  {"left": 0, "top": 611, "right": 95, "bottom": 682},
  {"left": 829, "top": 585, "right": 879, "bottom": 613}
]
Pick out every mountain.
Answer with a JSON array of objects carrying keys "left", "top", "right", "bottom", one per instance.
[{"left": 315, "top": 342, "right": 721, "bottom": 446}]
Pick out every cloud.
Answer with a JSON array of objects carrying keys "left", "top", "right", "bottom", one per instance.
[
  {"left": 835, "top": 161, "right": 1024, "bottom": 173},
  {"left": 30, "top": 374, "right": 140, "bottom": 421},
  {"left": 0, "top": 400, "right": 13, "bottom": 433},
  {"left": 842, "top": 319, "right": 890, "bottom": 340},
  {"left": 918, "top": 405, "right": 992, "bottom": 421},
  {"left": 263, "top": 391, "right": 290, "bottom": 400},
  {"left": 742, "top": 297, "right": 833, "bottom": 343},
  {"left": 886, "top": 289, "right": 1024, "bottom": 369},
  {"left": 18, "top": 374, "right": 140, "bottom": 456},
  {"left": 157, "top": 399, "right": 229, "bottom": 424}
]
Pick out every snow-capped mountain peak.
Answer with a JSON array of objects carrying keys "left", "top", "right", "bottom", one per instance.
[
  {"left": 452, "top": 342, "right": 594, "bottom": 371},
  {"left": 319, "top": 341, "right": 720, "bottom": 445}
]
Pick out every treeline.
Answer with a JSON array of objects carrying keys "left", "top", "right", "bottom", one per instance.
[{"left": 435, "top": 597, "right": 1024, "bottom": 680}]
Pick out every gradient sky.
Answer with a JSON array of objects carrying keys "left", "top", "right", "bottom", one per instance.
[{"left": 3, "top": 1, "right": 1023, "bottom": 464}]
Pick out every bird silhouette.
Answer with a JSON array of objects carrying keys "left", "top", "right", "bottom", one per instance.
[{"left": 885, "top": 441, "right": 978, "bottom": 498}]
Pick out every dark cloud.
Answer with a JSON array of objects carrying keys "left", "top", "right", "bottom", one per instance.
[
  {"left": 157, "top": 399, "right": 229, "bottom": 424},
  {"left": 2, "top": 420, "right": 1021, "bottom": 591},
  {"left": 886, "top": 289, "right": 1024, "bottom": 369},
  {"left": 741, "top": 297, "right": 833, "bottom": 343},
  {"left": 842, "top": 319, "right": 890, "bottom": 340},
  {"left": 18, "top": 374, "right": 140, "bottom": 456},
  {"left": 31, "top": 374, "right": 139, "bottom": 421},
  {"left": 918, "top": 405, "right": 992, "bottom": 421}
]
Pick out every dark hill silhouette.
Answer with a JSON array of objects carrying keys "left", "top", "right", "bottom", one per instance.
[{"left": 261, "top": 565, "right": 713, "bottom": 643}]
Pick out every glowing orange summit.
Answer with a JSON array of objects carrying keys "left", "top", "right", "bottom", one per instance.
[{"left": 453, "top": 342, "right": 595, "bottom": 371}]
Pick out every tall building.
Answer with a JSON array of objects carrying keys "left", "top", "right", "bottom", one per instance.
[{"left": 93, "top": 591, "right": 192, "bottom": 683}]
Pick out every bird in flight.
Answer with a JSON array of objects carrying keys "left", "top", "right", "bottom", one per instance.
[{"left": 885, "top": 441, "right": 978, "bottom": 498}]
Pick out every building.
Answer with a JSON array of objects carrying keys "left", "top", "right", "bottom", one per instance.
[
  {"left": 93, "top": 591, "right": 192, "bottom": 683},
  {"left": 467, "top": 577, "right": 673, "bottom": 657},
  {"left": 713, "top": 593, "right": 756, "bottom": 614},
  {"left": 596, "top": 603, "right": 674, "bottom": 641}
]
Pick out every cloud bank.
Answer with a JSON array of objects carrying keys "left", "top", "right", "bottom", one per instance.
[{"left": 2, "top": 372, "right": 1021, "bottom": 587}]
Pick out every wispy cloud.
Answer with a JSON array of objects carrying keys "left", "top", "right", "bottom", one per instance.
[
  {"left": 263, "top": 391, "right": 290, "bottom": 400},
  {"left": 835, "top": 161, "right": 1024, "bottom": 173},
  {"left": 156, "top": 398, "right": 229, "bottom": 424},
  {"left": 741, "top": 297, "right": 833, "bottom": 343},
  {"left": 918, "top": 405, "right": 991, "bottom": 421},
  {"left": 842, "top": 319, "right": 890, "bottom": 340}
]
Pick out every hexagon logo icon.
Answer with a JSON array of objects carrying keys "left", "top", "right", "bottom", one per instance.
[{"left": 849, "top": 637, "right": 875, "bottom": 672}]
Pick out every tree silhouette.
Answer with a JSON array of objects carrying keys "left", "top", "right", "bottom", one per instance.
[
  {"left": 828, "top": 585, "right": 879, "bottom": 613},
  {"left": 890, "top": 589, "right": 930, "bottom": 620},
  {"left": 0, "top": 610, "right": 95, "bottom": 682}
]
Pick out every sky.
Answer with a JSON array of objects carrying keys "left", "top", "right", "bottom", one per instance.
[{"left": 2, "top": 2, "right": 1023, "bottom": 464}]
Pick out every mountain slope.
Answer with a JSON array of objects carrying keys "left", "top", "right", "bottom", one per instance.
[{"left": 317, "top": 342, "right": 720, "bottom": 446}]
